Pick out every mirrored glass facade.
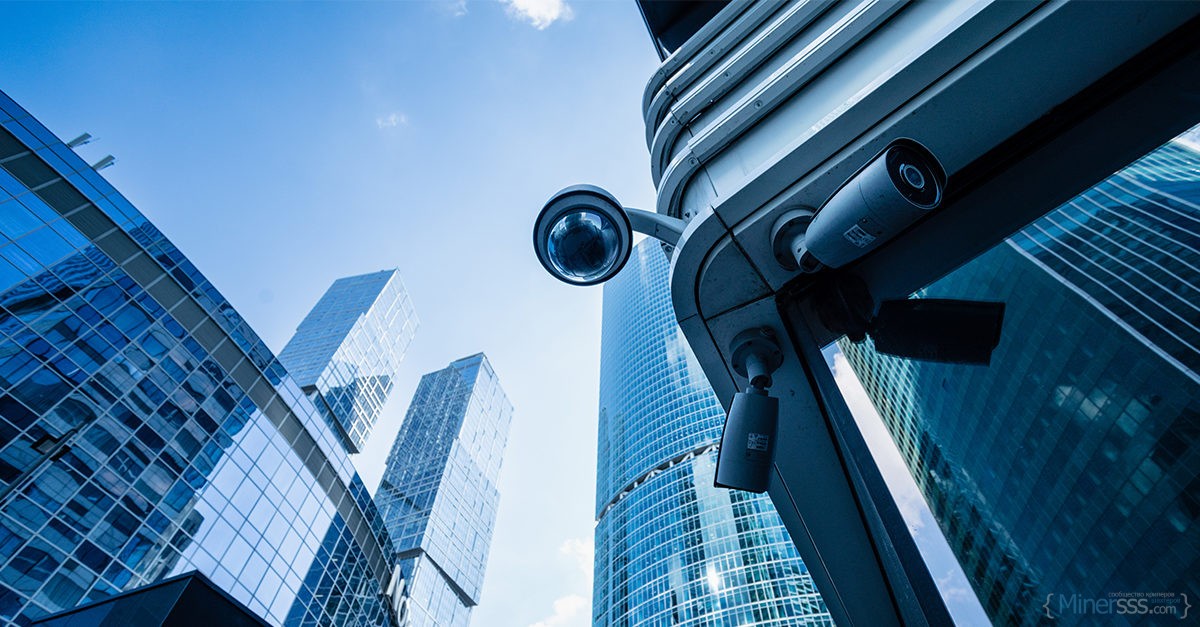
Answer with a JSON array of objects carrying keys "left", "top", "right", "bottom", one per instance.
[
  {"left": 594, "top": 240, "right": 831, "bottom": 626},
  {"left": 279, "top": 269, "right": 417, "bottom": 454},
  {"left": 841, "top": 132, "right": 1200, "bottom": 624},
  {"left": 0, "top": 90, "right": 398, "bottom": 626},
  {"left": 374, "top": 353, "right": 511, "bottom": 627}
]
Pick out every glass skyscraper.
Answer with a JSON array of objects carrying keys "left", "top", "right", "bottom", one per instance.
[
  {"left": 0, "top": 91, "right": 399, "bottom": 625},
  {"left": 279, "top": 269, "right": 417, "bottom": 454},
  {"left": 841, "top": 134, "right": 1200, "bottom": 623},
  {"left": 593, "top": 240, "right": 831, "bottom": 626},
  {"left": 374, "top": 353, "right": 512, "bottom": 627}
]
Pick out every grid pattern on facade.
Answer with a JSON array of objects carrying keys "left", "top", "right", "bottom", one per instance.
[
  {"left": 374, "top": 354, "right": 512, "bottom": 627},
  {"left": 596, "top": 245, "right": 724, "bottom": 516},
  {"left": 392, "top": 555, "right": 470, "bottom": 627},
  {"left": 0, "top": 91, "right": 395, "bottom": 626},
  {"left": 840, "top": 137, "right": 1200, "bottom": 625},
  {"left": 280, "top": 270, "right": 417, "bottom": 454},
  {"left": 1009, "top": 141, "right": 1200, "bottom": 377},
  {"left": 594, "top": 240, "right": 832, "bottom": 626},
  {"left": 594, "top": 449, "right": 831, "bottom": 626},
  {"left": 286, "top": 507, "right": 395, "bottom": 627}
]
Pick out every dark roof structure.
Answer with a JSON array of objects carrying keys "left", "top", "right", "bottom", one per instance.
[
  {"left": 635, "top": 0, "right": 731, "bottom": 59},
  {"left": 31, "top": 571, "right": 270, "bottom": 627}
]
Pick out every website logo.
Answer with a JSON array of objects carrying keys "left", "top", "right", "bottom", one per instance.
[{"left": 1043, "top": 592, "right": 1190, "bottom": 620}]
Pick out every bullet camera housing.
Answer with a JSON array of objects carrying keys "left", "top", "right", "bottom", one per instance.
[
  {"left": 533, "top": 185, "right": 633, "bottom": 286},
  {"left": 714, "top": 329, "right": 785, "bottom": 493},
  {"left": 715, "top": 390, "right": 779, "bottom": 493},
  {"left": 781, "top": 139, "right": 947, "bottom": 272}
]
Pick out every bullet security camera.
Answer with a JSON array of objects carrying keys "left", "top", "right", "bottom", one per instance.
[
  {"left": 533, "top": 185, "right": 633, "bottom": 286},
  {"left": 715, "top": 328, "right": 784, "bottom": 493},
  {"left": 715, "top": 390, "right": 779, "bottom": 493},
  {"left": 774, "top": 139, "right": 947, "bottom": 272},
  {"left": 533, "top": 185, "right": 687, "bottom": 286}
]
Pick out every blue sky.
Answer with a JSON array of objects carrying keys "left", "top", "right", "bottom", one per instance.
[{"left": 0, "top": 2, "right": 986, "bottom": 625}]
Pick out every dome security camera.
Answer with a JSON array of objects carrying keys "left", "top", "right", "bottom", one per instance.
[
  {"left": 533, "top": 185, "right": 686, "bottom": 286},
  {"left": 774, "top": 139, "right": 947, "bottom": 272},
  {"left": 533, "top": 185, "right": 633, "bottom": 286}
]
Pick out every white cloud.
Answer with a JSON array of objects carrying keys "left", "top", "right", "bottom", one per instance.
[
  {"left": 830, "top": 351, "right": 927, "bottom": 535},
  {"left": 528, "top": 594, "right": 586, "bottom": 627},
  {"left": 448, "top": 0, "right": 468, "bottom": 17},
  {"left": 501, "top": 0, "right": 574, "bottom": 30},
  {"left": 936, "top": 568, "right": 976, "bottom": 604},
  {"left": 559, "top": 537, "right": 593, "bottom": 584},
  {"left": 375, "top": 112, "right": 408, "bottom": 129},
  {"left": 523, "top": 538, "right": 592, "bottom": 627}
]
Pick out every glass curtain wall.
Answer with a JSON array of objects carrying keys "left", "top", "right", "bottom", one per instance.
[
  {"left": 593, "top": 240, "right": 831, "bottom": 626},
  {"left": 0, "top": 91, "right": 397, "bottom": 626},
  {"left": 840, "top": 127, "right": 1200, "bottom": 625},
  {"left": 374, "top": 354, "right": 512, "bottom": 627}
]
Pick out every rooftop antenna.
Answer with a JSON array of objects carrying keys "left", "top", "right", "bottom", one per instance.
[
  {"left": 66, "top": 133, "right": 93, "bottom": 148},
  {"left": 91, "top": 155, "right": 115, "bottom": 171}
]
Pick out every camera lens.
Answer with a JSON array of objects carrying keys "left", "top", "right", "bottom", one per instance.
[
  {"left": 546, "top": 209, "right": 622, "bottom": 283},
  {"left": 899, "top": 163, "right": 925, "bottom": 190},
  {"left": 886, "top": 145, "right": 941, "bottom": 208}
]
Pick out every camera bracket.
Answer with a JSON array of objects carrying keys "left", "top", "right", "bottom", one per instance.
[
  {"left": 770, "top": 207, "right": 817, "bottom": 271},
  {"left": 729, "top": 328, "right": 784, "bottom": 391}
]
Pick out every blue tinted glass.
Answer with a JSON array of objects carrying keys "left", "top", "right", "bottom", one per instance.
[
  {"left": 1, "top": 243, "right": 39, "bottom": 276},
  {"left": 0, "top": 96, "right": 399, "bottom": 626},
  {"left": 18, "top": 227, "right": 72, "bottom": 267},
  {"left": 371, "top": 354, "right": 509, "bottom": 625},
  {"left": 0, "top": 254, "right": 21, "bottom": 294},
  {"left": 12, "top": 367, "right": 70, "bottom": 413},
  {"left": 0, "top": 204, "right": 41, "bottom": 241},
  {"left": 838, "top": 131, "right": 1200, "bottom": 623},
  {"left": 18, "top": 190, "right": 58, "bottom": 223},
  {"left": 594, "top": 241, "right": 831, "bottom": 625}
]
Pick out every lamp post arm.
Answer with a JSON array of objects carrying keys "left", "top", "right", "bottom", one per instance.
[{"left": 625, "top": 207, "right": 686, "bottom": 247}]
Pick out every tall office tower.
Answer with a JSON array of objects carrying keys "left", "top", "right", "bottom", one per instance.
[
  {"left": 0, "top": 91, "right": 399, "bottom": 626},
  {"left": 593, "top": 240, "right": 831, "bottom": 626},
  {"left": 841, "top": 134, "right": 1200, "bottom": 624},
  {"left": 279, "top": 269, "right": 417, "bottom": 454},
  {"left": 374, "top": 353, "right": 512, "bottom": 627}
]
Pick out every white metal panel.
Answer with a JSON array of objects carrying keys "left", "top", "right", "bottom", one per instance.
[
  {"left": 648, "top": 1, "right": 1200, "bottom": 622},
  {"left": 648, "top": 0, "right": 837, "bottom": 180},
  {"left": 644, "top": 0, "right": 778, "bottom": 146},
  {"left": 641, "top": 0, "right": 756, "bottom": 121}
]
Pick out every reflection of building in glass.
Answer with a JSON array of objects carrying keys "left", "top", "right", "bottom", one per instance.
[
  {"left": 374, "top": 354, "right": 511, "bottom": 627},
  {"left": 279, "top": 269, "right": 417, "bottom": 454},
  {"left": 842, "top": 136, "right": 1200, "bottom": 624},
  {"left": 287, "top": 476, "right": 397, "bottom": 626},
  {"left": 0, "top": 91, "right": 397, "bottom": 626},
  {"left": 593, "top": 240, "right": 831, "bottom": 626}
]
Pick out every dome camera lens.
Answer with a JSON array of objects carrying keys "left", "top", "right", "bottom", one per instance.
[
  {"left": 533, "top": 185, "right": 632, "bottom": 286},
  {"left": 547, "top": 209, "right": 622, "bottom": 283}
]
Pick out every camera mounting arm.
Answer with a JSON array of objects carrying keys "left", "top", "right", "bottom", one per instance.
[{"left": 625, "top": 207, "right": 685, "bottom": 247}]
